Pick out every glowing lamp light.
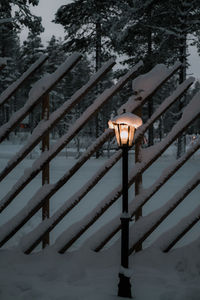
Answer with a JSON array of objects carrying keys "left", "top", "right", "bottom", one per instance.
[{"left": 108, "top": 112, "right": 143, "bottom": 147}]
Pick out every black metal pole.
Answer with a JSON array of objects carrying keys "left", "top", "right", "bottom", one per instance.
[{"left": 118, "top": 145, "right": 132, "bottom": 298}]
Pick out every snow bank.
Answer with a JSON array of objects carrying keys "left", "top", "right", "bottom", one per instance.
[{"left": 1, "top": 240, "right": 200, "bottom": 299}]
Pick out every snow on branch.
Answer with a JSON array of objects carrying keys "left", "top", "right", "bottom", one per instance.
[{"left": 0, "top": 18, "right": 13, "bottom": 24}]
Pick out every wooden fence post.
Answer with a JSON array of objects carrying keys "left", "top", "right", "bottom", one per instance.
[
  {"left": 42, "top": 93, "right": 50, "bottom": 248},
  {"left": 134, "top": 106, "right": 143, "bottom": 252},
  {"left": 0, "top": 64, "right": 6, "bottom": 72}
]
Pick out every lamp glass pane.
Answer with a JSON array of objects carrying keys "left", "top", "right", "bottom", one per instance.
[
  {"left": 114, "top": 124, "right": 121, "bottom": 146},
  {"left": 119, "top": 124, "right": 129, "bottom": 145},
  {"left": 128, "top": 127, "right": 135, "bottom": 147}
]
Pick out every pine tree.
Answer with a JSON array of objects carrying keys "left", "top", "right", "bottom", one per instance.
[
  {"left": 160, "top": 0, "right": 200, "bottom": 157},
  {"left": 0, "top": 0, "right": 43, "bottom": 127},
  {"left": 54, "top": 0, "right": 120, "bottom": 157},
  {"left": 1, "top": 0, "right": 43, "bottom": 34},
  {"left": 18, "top": 31, "right": 45, "bottom": 132},
  {"left": 186, "top": 80, "right": 200, "bottom": 135},
  {"left": 54, "top": 0, "right": 119, "bottom": 68},
  {"left": 108, "top": 0, "right": 200, "bottom": 150},
  {"left": 107, "top": 0, "right": 173, "bottom": 146},
  {"left": 0, "top": 2, "right": 21, "bottom": 125},
  {"left": 45, "top": 35, "right": 93, "bottom": 142}
]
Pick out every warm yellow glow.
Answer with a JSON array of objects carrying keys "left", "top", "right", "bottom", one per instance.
[
  {"left": 119, "top": 126, "right": 129, "bottom": 145},
  {"left": 108, "top": 112, "right": 142, "bottom": 147}
]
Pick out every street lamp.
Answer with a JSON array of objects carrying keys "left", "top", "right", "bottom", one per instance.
[{"left": 108, "top": 110, "right": 142, "bottom": 298}]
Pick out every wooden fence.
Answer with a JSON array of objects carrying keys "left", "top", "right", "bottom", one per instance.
[{"left": 0, "top": 54, "right": 199, "bottom": 256}]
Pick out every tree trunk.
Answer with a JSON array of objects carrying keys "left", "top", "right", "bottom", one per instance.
[
  {"left": 147, "top": 6, "right": 154, "bottom": 147},
  {"left": 134, "top": 107, "right": 143, "bottom": 252},
  {"left": 177, "top": 27, "right": 187, "bottom": 158},
  {"left": 95, "top": 21, "right": 102, "bottom": 158}
]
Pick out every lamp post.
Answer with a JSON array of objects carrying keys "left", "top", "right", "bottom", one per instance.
[{"left": 108, "top": 110, "right": 142, "bottom": 298}]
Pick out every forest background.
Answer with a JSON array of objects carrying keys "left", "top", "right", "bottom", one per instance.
[{"left": 1, "top": 0, "right": 200, "bottom": 158}]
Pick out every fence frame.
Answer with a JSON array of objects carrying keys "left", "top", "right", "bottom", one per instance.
[{"left": 0, "top": 55, "right": 199, "bottom": 255}]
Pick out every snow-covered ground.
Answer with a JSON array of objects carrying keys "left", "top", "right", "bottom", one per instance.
[{"left": 0, "top": 141, "right": 200, "bottom": 300}]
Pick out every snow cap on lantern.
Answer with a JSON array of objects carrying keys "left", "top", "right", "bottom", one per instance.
[{"left": 108, "top": 110, "right": 143, "bottom": 147}]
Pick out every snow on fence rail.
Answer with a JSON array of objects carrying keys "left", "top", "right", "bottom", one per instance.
[
  {"left": 0, "top": 57, "right": 198, "bottom": 254},
  {"left": 20, "top": 77, "right": 194, "bottom": 254},
  {"left": 0, "top": 61, "right": 185, "bottom": 251},
  {"left": 0, "top": 59, "right": 116, "bottom": 182},
  {"left": 152, "top": 196, "right": 200, "bottom": 252},
  {"left": 0, "top": 55, "right": 48, "bottom": 107},
  {"left": 0, "top": 62, "right": 181, "bottom": 251},
  {"left": 51, "top": 93, "right": 200, "bottom": 253},
  {"left": 0, "top": 53, "right": 82, "bottom": 143},
  {"left": 127, "top": 172, "right": 200, "bottom": 254},
  {"left": 89, "top": 112, "right": 200, "bottom": 251},
  {"left": 0, "top": 61, "right": 143, "bottom": 247},
  {"left": 0, "top": 61, "right": 142, "bottom": 213},
  {"left": 118, "top": 62, "right": 181, "bottom": 114},
  {"left": 20, "top": 149, "right": 122, "bottom": 253}
]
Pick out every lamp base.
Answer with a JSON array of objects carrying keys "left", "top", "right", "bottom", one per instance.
[{"left": 118, "top": 273, "right": 132, "bottom": 298}]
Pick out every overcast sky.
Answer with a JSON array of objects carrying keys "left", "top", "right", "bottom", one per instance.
[
  {"left": 21, "top": 0, "right": 200, "bottom": 79},
  {"left": 20, "top": 0, "right": 69, "bottom": 43}
]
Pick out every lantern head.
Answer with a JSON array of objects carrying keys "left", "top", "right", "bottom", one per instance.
[{"left": 108, "top": 112, "right": 142, "bottom": 147}]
